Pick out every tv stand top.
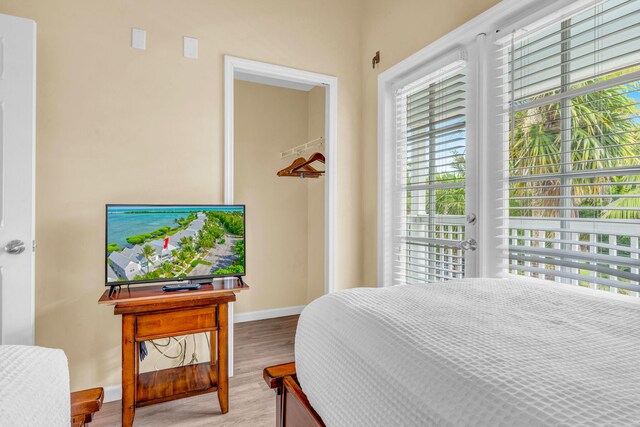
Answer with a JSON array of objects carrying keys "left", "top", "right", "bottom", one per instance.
[{"left": 98, "top": 279, "right": 248, "bottom": 307}]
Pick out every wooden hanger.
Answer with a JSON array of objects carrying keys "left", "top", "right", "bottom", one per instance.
[
  {"left": 277, "top": 153, "right": 325, "bottom": 178},
  {"left": 277, "top": 156, "right": 323, "bottom": 178},
  {"left": 291, "top": 152, "right": 325, "bottom": 173}
]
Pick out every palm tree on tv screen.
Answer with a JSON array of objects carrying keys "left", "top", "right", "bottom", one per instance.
[
  {"left": 174, "top": 249, "right": 189, "bottom": 269},
  {"left": 160, "top": 262, "right": 173, "bottom": 278},
  {"left": 180, "top": 236, "right": 195, "bottom": 252},
  {"left": 141, "top": 245, "right": 156, "bottom": 274}
]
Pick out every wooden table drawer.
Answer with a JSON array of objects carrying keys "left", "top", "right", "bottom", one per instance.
[{"left": 136, "top": 306, "right": 217, "bottom": 340}]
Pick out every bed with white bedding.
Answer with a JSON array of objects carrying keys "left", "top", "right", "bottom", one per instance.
[
  {"left": 0, "top": 345, "right": 70, "bottom": 426},
  {"left": 294, "top": 278, "right": 640, "bottom": 427}
]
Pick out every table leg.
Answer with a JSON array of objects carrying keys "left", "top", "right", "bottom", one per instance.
[
  {"left": 122, "top": 314, "right": 136, "bottom": 426},
  {"left": 217, "top": 303, "right": 229, "bottom": 414}
]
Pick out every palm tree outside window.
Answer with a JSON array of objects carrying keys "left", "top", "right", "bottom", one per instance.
[{"left": 499, "top": 0, "right": 640, "bottom": 294}]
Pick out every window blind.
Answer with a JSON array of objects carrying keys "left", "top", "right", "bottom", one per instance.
[
  {"left": 393, "top": 60, "right": 467, "bottom": 285},
  {"left": 498, "top": 0, "right": 640, "bottom": 293}
]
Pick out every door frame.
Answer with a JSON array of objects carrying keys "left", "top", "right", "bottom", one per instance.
[
  {"left": 223, "top": 55, "right": 338, "bottom": 373},
  {"left": 377, "top": 48, "right": 479, "bottom": 286}
]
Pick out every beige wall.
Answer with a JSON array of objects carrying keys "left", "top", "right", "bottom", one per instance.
[
  {"left": 359, "top": 0, "right": 501, "bottom": 286},
  {"left": 0, "top": 0, "right": 501, "bottom": 392},
  {"left": 0, "top": 0, "right": 363, "bottom": 391},
  {"left": 234, "top": 80, "right": 325, "bottom": 312}
]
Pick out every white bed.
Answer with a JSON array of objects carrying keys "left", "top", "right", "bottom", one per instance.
[
  {"left": 295, "top": 278, "right": 640, "bottom": 426},
  {"left": 0, "top": 345, "right": 70, "bottom": 426}
]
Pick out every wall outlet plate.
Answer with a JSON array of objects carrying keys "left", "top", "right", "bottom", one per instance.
[
  {"left": 132, "top": 28, "right": 146, "bottom": 50},
  {"left": 183, "top": 36, "right": 198, "bottom": 59}
]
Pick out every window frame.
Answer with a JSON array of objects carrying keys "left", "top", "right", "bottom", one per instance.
[
  {"left": 498, "top": 2, "right": 640, "bottom": 292},
  {"left": 377, "top": 0, "right": 615, "bottom": 287},
  {"left": 380, "top": 47, "right": 480, "bottom": 287}
]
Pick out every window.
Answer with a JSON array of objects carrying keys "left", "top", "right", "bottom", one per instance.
[
  {"left": 499, "top": 0, "right": 640, "bottom": 293},
  {"left": 392, "top": 59, "right": 470, "bottom": 285}
]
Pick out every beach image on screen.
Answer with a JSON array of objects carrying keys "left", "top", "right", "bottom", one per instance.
[{"left": 106, "top": 206, "right": 245, "bottom": 283}]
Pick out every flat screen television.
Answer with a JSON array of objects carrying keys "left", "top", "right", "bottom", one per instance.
[{"left": 106, "top": 204, "right": 245, "bottom": 288}]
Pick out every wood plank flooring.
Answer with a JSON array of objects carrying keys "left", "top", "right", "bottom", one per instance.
[{"left": 92, "top": 315, "right": 298, "bottom": 426}]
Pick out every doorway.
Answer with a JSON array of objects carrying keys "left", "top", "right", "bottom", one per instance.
[{"left": 223, "top": 56, "right": 337, "bottom": 373}]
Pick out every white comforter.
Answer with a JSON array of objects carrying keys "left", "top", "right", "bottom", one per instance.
[
  {"left": 295, "top": 278, "right": 640, "bottom": 427},
  {"left": 0, "top": 345, "right": 70, "bottom": 426}
]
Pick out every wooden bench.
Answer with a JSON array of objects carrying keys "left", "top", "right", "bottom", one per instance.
[{"left": 71, "top": 387, "right": 104, "bottom": 427}]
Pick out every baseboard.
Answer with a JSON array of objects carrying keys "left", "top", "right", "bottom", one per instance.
[
  {"left": 234, "top": 305, "right": 305, "bottom": 323},
  {"left": 101, "top": 305, "right": 304, "bottom": 403},
  {"left": 104, "top": 384, "right": 122, "bottom": 403}
]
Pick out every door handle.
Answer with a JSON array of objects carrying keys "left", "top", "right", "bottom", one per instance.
[
  {"left": 458, "top": 238, "right": 477, "bottom": 251},
  {"left": 5, "top": 240, "right": 25, "bottom": 255}
]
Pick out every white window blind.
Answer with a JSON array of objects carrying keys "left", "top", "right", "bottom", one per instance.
[
  {"left": 498, "top": 0, "right": 640, "bottom": 293},
  {"left": 393, "top": 60, "right": 468, "bottom": 285}
]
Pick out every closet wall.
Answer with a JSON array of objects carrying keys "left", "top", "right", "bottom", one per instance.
[{"left": 235, "top": 80, "right": 325, "bottom": 313}]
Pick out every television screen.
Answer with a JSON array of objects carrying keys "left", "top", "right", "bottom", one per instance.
[{"left": 106, "top": 205, "right": 245, "bottom": 285}]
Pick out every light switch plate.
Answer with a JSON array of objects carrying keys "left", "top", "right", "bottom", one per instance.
[
  {"left": 183, "top": 36, "right": 198, "bottom": 59},
  {"left": 132, "top": 28, "right": 146, "bottom": 50}
]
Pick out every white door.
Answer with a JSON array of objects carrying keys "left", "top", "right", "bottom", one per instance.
[{"left": 0, "top": 14, "right": 36, "bottom": 345}]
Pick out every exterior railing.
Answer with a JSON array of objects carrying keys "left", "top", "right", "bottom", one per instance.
[
  {"left": 509, "top": 219, "right": 640, "bottom": 298},
  {"left": 402, "top": 215, "right": 465, "bottom": 283},
  {"left": 403, "top": 215, "right": 639, "bottom": 298}
]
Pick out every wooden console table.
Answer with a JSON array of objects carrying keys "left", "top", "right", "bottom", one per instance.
[{"left": 98, "top": 280, "right": 248, "bottom": 427}]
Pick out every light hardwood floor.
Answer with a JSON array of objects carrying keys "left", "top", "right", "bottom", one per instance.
[{"left": 92, "top": 315, "right": 298, "bottom": 427}]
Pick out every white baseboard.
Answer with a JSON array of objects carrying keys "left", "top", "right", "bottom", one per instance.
[
  {"left": 101, "top": 305, "right": 304, "bottom": 403},
  {"left": 104, "top": 384, "right": 122, "bottom": 403},
  {"left": 233, "top": 305, "right": 305, "bottom": 323}
]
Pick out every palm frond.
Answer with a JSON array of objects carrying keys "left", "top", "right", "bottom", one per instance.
[{"left": 602, "top": 189, "right": 640, "bottom": 220}]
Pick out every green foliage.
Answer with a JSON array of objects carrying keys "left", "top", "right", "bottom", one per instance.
[
  {"left": 419, "top": 154, "right": 466, "bottom": 215},
  {"left": 196, "top": 229, "right": 216, "bottom": 251},
  {"left": 509, "top": 78, "right": 640, "bottom": 216},
  {"left": 126, "top": 235, "right": 148, "bottom": 245},
  {"left": 173, "top": 249, "right": 190, "bottom": 267},
  {"left": 147, "top": 270, "right": 161, "bottom": 279},
  {"left": 159, "top": 262, "right": 173, "bottom": 278},
  {"left": 190, "top": 259, "right": 212, "bottom": 268},
  {"left": 179, "top": 236, "right": 195, "bottom": 251},
  {"left": 207, "top": 211, "right": 244, "bottom": 236},
  {"left": 213, "top": 264, "right": 244, "bottom": 275},
  {"left": 126, "top": 225, "right": 173, "bottom": 245},
  {"left": 134, "top": 270, "right": 161, "bottom": 281},
  {"left": 151, "top": 226, "right": 171, "bottom": 237},
  {"left": 212, "top": 240, "right": 245, "bottom": 276},
  {"left": 602, "top": 189, "right": 640, "bottom": 219},
  {"left": 173, "top": 213, "right": 197, "bottom": 228},
  {"left": 107, "top": 243, "right": 120, "bottom": 253},
  {"left": 233, "top": 240, "right": 245, "bottom": 267}
]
